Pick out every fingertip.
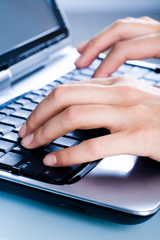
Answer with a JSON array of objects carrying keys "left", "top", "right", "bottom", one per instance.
[
  {"left": 43, "top": 154, "right": 57, "bottom": 167},
  {"left": 21, "top": 133, "right": 34, "bottom": 148},
  {"left": 77, "top": 40, "right": 89, "bottom": 53}
]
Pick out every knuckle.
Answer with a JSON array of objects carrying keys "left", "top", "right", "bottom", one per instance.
[
  {"left": 113, "top": 41, "right": 126, "bottom": 54},
  {"left": 35, "top": 126, "right": 50, "bottom": 145},
  {"left": 113, "top": 19, "right": 124, "bottom": 28},
  {"left": 86, "top": 139, "right": 103, "bottom": 159},
  {"left": 65, "top": 106, "right": 81, "bottom": 126},
  {"left": 26, "top": 113, "right": 37, "bottom": 131},
  {"left": 51, "top": 84, "right": 70, "bottom": 101},
  {"left": 56, "top": 148, "right": 73, "bottom": 167}
]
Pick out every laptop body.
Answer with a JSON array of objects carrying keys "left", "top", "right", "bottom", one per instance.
[{"left": 0, "top": 0, "right": 160, "bottom": 220}]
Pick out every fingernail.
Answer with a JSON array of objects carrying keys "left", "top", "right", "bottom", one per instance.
[
  {"left": 21, "top": 133, "right": 34, "bottom": 147},
  {"left": 43, "top": 155, "right": 57, "bottom": 166},
  {"left": 19, "top": 123, "right": 27, "bottom": 138}
]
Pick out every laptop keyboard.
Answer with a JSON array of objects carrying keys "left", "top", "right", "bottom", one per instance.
[{"left": 0, "top": 57, "right": 160, "bottom": 184}]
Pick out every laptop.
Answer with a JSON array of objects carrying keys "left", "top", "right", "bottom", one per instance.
[{"left": 0, "top": 0, "right": 160, "bottom": 220}]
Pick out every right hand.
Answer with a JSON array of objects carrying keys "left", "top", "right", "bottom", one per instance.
[{"left": 75, "top": 16, "right": 160, "bottom": 77}]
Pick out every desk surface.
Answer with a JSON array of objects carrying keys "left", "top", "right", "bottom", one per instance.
[{"left": 0, "top": 181, "right": 160, "bottom": 240}]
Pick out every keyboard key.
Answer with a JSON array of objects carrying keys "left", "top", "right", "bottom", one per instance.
[
  {"left": 12, "top": 109, "right": 31, "bottom": 119},
  {"left": 39, "top": 166, "right": 77, "bottom": 184},
  {"left": 24, "top": 93, "right": 38, "bottom": 101},
  {"left": 72, "top": 74, "right": 89, "bottom": 81},
  {"left": 0, "top": 151, "right": 4, "bottom": 158},
  {"left": 2, "top": 132, "right": 20, "bottom": 143},
  {"left": 44, "top": 145, "right": 63, "bottom": 153},
  {"left": 0, "top": 113, "right": 6, "bottom": 120},
  {"left": 32, "top": 89, "right": 47, "bottom": 96},
  {"left": 155, "top": 81, "right": 160, "bottom": 86},
  {"left": 41, "top": 85, "right": 53, "bottom": 92},
  {"left": 0, "top": 152, "right": 24, "bottom": 170},
  {"left": 32, "top": 96, "right": 45, "bottom": 103},
  {"left": 13, "top": 145, "right": 39, "bottom": 157},
  {"left": 53, "top": 137, "right": 79, "bottom": 147},
  {"left": 0, "top": 140, "right": 16, "bottom": 153},
  {"left": 16, "top": 98, "right": 31, "bottom": 106},
  {"left": 139, "top": 78, "right": 156, "bottom": 85},
  {"left": 79, "top": 68, "right": 94, "bottom": 76},
  {"left": 144, "top": 71, "right": 160, "bottom": 81},
  {"left": 13, "top": 126, "right": 21, "bottom": 133},
  {"left": 7, "top": 103, "right": 22, "bottom": 110},
  {"left": 117, "top": 64, "right": 132, "bottom": 73},
  {"left": 65, "top": 130, "right": 86, "bottom": 140},
  {"left": 0, "top": 124, "right": 14, "bottom": 135},
  {"left": 0, "top": 108, "right": 14, "bottom": 116},
  {"left": 89, "top": 59, "right": 101, "bottom": 70},
  {"left": 127, "top": 67, "right": 150, "bottom": 79},
  {"left": 22, "top": 102, "right": 37, "bottom": 111},
  {"left": 19, "top": 156, "right": 46, "bottom": 177},
  {"left": 0, "top": 116, "right": 25, "bottom": 127}
]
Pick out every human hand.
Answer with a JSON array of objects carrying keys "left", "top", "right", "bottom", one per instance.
[
  {"left": 75, "top": 17, "right": 160, "bottom": 77},
  {"left": 19, "top": 76, "right": 160, "bottom": 167}
]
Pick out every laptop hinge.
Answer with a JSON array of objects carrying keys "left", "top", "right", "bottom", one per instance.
[
  {"left": 0, "top": 69, "right": 12, "bottom": 92},
  {"left": 9, "top": 48, "right": 50, "bottom": 84}
]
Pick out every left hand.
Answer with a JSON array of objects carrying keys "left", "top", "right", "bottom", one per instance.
[{"left": 18, "top": 76, "right": 160, "bottom": 167}]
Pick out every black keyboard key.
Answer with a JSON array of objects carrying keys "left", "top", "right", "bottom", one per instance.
[
  {"left": 0, "top": 116, "right": 25, "bottom": 127},
  {"left": 0, "top": 140, "right": 16, "bottom": 153},
  {"left": 44, "top": 145, "right": 63, "bottom": 153},
  {"left": 12, "top": 109, "right": 31, "bottom": 119},
  {"left": 0, "top": 124, "right": 14, "bottom": 135},
  {"left": 53, "top": 137, "right": 79, "bottom": 147},
  {"left": 13, "top": 145, "right": 38, "bottom": 157},
  {"left": 66, "top": 130, "right": 86, "bottom": 140},
  {"left": 39, "top": 166, "right": 79, "bottom": 184},
  {"left": 2, "top": 132, "right": 20, "bottom": 143},
  {"left": 0, "top": 152, "right": 24, "bottom": 171},
  {"left": 19, "top": 156, "right": 46, "bottom": 177}
]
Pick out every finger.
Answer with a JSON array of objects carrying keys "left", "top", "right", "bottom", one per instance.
[
  {"left": 77, "top": 40, "right": 89, "bottom": 53},
  {"left": 18, "top": 83, "right": 128, "bottom": 137},
  {"left": 68, "top": 77, "right": 116, "bottom": 86},
  {"left": 93, "top": 33, "right": 160, "bottom": 78},
  {"left": 43, "top": 131, "right": 140, "bottom": 167},
  {"left": 21, "top": 104, "right": 130, "bottom": 149},
  {"left": 75, "top": 18, "right": 160, "bottom": 69}
]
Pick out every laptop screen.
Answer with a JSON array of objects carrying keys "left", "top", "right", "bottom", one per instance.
[{"left": 0, "top": 0, "right": 69, "bottom": 70}]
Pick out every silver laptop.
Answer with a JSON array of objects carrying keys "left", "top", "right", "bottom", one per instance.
[{"left": 0, "top": 0, "right": 160, "bottom": 220}]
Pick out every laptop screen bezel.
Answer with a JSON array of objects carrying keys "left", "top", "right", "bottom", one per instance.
[{"left": 0, "top": 0, "right": 69, "bottom": 71}]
